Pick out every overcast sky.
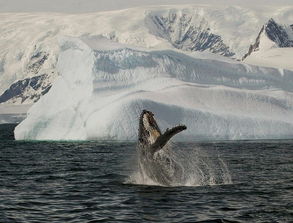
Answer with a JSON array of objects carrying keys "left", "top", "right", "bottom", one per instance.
[{"left": 0, "top": 0, "right": 292, "bottom": 13}]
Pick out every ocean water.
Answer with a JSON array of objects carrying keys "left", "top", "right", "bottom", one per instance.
[{"left": 0, "top": 124, "right": 292, "bottom": 223}]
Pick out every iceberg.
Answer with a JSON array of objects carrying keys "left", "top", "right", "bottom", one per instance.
[{"left": 14, "top": 36, "right": 293, "bottom": 140}]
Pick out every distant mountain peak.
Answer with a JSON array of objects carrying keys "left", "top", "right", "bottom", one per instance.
[{"left": 242, "top": 18, "right": 293, "bottom": 60}]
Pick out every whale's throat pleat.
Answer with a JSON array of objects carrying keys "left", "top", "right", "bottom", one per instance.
[{"left": 143, "top": 115, "right": 161, "bottom": 144}]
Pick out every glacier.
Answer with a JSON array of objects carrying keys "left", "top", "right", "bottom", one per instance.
[
  {"left": 1, "top": 5, "right": 293, "bottom": 98},
  {"left": 14, "top": 36, "right": 293, "bottom": 140}
]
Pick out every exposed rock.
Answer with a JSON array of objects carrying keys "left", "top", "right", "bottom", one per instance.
[
  {"left": 0, "top": 74, "right": 53, "bottom": 104},
  {"left": 27, "top": 51, "right": 49, "bottom": 74},
  {"left": 265, "top": 18, "right": 293, "bottom": 47},
  {"left": 146, "top": 12, "right": 235, "bottom": 57}
]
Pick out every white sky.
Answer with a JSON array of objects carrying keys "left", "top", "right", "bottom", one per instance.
[{"left": 0, "top": 0, "right": 292, "bottom": 13}]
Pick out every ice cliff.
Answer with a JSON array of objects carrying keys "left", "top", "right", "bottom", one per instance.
[{"left": 14, "top": 37, "right": 293, "bottom": 140}]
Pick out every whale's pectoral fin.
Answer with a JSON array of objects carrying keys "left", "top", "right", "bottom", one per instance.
[{"left": 150, "top": 125, "right": 187, "bottom": 154}]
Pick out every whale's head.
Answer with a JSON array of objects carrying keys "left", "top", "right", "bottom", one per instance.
[{"left": 139, "top": 110, "right": 162, "bottom": 145}]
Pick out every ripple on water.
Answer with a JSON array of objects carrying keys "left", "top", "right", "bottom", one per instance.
[{"left": 0, "top": 126, "right": 292, "bottom": 222}]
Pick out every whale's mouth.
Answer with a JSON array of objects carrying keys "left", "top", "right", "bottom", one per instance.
[{"left": 139, "top": 110, "right": 161, "bottom": 144}]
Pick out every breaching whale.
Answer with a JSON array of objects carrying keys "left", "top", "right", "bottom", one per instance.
[{"left": 137, "top": 110, "right": 187, "bottom": 186}]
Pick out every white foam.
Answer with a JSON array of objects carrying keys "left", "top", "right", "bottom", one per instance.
[{"left": 127, "top": 144, "right": 233, "bottom": 187}]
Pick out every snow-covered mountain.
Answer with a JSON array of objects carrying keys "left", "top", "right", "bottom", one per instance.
[
  {"left": 0, "top": 5, "right": 293, "bottom": 105},
  {"left": 243, "top": 18, "right": 293, "bottom": 60},
  {"left": 14, "top": 37, "right": 293, "bottom": 140},
  {"left": 243, "top": 18, "right": 293, "bottom": 70}
]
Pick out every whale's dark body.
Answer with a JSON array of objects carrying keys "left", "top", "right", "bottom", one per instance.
[{"left": 137, "top": 110, "right": 187, "bottom": 186}]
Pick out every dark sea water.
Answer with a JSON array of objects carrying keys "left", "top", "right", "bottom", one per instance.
[{"left": 0, "top": 124, "right": 292, "bottom": 223}]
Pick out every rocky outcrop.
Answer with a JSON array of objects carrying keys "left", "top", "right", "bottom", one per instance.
[
  {"left": 0, "top": 73, "right": 53, "bottom": 104},
  {"left": 27, "top": 51, "right": 49, "bottom": 74},
  {"left": 146, "top": 12, "right": 235, "bottom": 57},
  {"left": 265, "top": 18, "right": 293, "bottom": 47}
]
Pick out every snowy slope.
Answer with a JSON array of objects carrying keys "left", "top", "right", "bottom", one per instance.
[
  {"left": 0, "top": 5, "right": 293, "bottom": 102},
  {"left": 245, "top": 48, "right": 293, "bottom": 71},
  {"left": 14, "top": 37, "right": 293, "bottom": 140}
]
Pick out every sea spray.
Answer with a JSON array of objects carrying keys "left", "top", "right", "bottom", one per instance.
[{"left": 127, "top": 142, "right": 232, "bottom": 186}]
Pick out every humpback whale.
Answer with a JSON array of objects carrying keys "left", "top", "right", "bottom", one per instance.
[{"left": 137, "top": 110, "right": 187, "bottom": 186}]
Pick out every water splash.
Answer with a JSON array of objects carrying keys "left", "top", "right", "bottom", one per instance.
[{"left": 127, "top": 143, "right": 232, "bottom": 187}]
